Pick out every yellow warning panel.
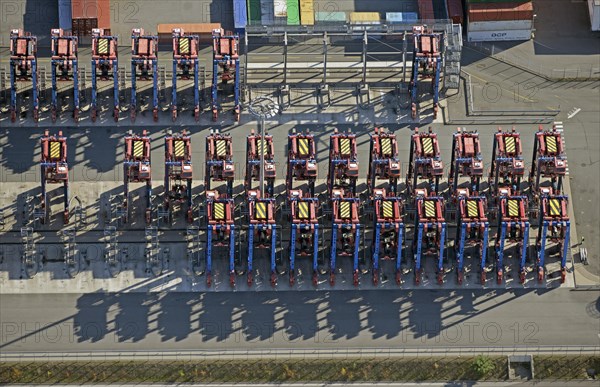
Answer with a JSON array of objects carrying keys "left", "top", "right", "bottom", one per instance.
[
  {"left": 549, "top": 198, "right": 561, "bottom": 217},
  {"left": 339, "top": 201, "right": 351, "bottom": 219},
  {"left": 466, "top": 200, "right": 479, "bottom": 218},
  {"left": 133, "top": 141, "right": 144, "bottom": 158},
  {"left": 546, "top": 135, "right": 557, "bottom": 154},
  {"left": 424, "top": 200, "right": 436, "bottom": 218},
  {"left": 255, "top": 202, "right": 267, "bottom": 220},
  {"left": 256, "top": 138, "right": 267, "bottom": 156},
  {"left": 380, "top": 137, "right": 392, "bottom": 156},
  {"left": 340, "top": 138, "right": 351, "bottom": 155},
  {"left": 174, "top": 140, "right": 185, "bottom": 158},
  {"left": 98, "top": 38, "right": 109, "bottom": 55},
  {"left": 216, "top": 140, "right": 227, "bottom": 157},
  {"left": 421, "top": 137, "right": 433, "bottom": 155},
  {"left": 382, "top": 200, "right": 394, "bottom": 219},
  {"left": 179, "top": 37, "right": 190, "bottom": 55},
  {"left": 504, "top": 136, "right": 516, "bottom": 154},
  {"left": 298, "top": 201, "right": 309, "bottom": 219},
  {"left": 298, "top": 138, "right": 309, "bottom": 156},
  {"left": 49, "top": 141, "right": 61, "bottom": 159},
  {"left": 213, "top": 202, "right": 225, "bottom": 220},
  {"left": 507, "top": 199, "right": 519, "bottom": 218}
]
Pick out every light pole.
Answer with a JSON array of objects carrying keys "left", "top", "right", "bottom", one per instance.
[{"left": 248, "top": 96, "right": 278, "bottom": 197}]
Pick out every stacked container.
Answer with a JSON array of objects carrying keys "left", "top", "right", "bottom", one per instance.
[
  {"left": 299, "top": 0, "right": 315, "bottom": 25},
  {"left": 287, "top": 0, "right": 300, "bottom": 25},
  {"left": 418, "top": 0, "right": 435, "bottom": 21},
  {"left": 234, "top": 0, "right": 248, "bottom": 32},
  {"left": 446, "top": 0, "right": 464, "bottom": 24},
  {"left": 466, "top": 1, "right": 534, "bottom": 42},
  {"left": 248, "top": 0, "right": 262, "bottom": 26}
]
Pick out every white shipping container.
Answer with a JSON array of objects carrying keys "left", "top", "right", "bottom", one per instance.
[
  {"left": 468, "top": 19, "right": 533, "bottom": 32},
  {"left": 589, "top": 0, "right": 600, "bottom": 31},
  {"left": 467, "top": 29, "right": 532, "bottom": 42},
  {"left": 274, "top": 0, "right": 288, "bottom": 17}
]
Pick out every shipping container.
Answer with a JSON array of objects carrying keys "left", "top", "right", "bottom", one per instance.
[
  {"left": 386, "top": 12, "right": 419, "bottom": 23},
  {"left": 248, "top": 0, "right": 262, "bottom": 25},
  {"left": 59, "top": 0, "right": 73, "bottom": 31},
  {"left": 274, "top": 0, "right": 287, "bottom": 17},
  {"left": 468, "top": 2, "right": 533, "bottom": 22},
  {"left": 467, "top": 29, "right": 531, "bottom": 42},
  {"left": 315, "top": 11, "right": 346, "bottom": 22},
  {"left": 72, "top": 0, "right": 110, "bottom": 30},
  {"left": 287, "top": 0, "right": 300, "bottom": 25},
  {"left": 589, "top": 0, "right": 600, "bottom": 31},
  {"left": 447, "top": 0, "right": 464, "bottom": 24},
  {"left": 299, "top": 0, "right": 315, "bottom": 25},
  {"left": 468, "top": 19, "right": 532, "bottom": 31},
  {"left": 349, "top": 12, "right": 380, "bottom": 23},
  {"left": 157, "top": 23, "right": 222, "bottom": 43},
  {"left": 233, "top": 0, "right": 248, "bottom": 30},
  {"left": 418, "top": 0, "right": 435, "bottom": 20},
  {"left": 261, "top": 0, "right": 275, "bottom": 24}
]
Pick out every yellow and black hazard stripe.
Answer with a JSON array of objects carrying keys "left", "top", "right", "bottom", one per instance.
[
  {"left": 340, "top": 138, "right": 351, "bottom": 156},
  {"left": 133, "top": 140, "right": 144, "bottom": 158},
  {"left": 339, "top": 201, "right": 351, "bottom": 219},
  {"left": 298, "top": 201, "right": 309, "bottom": 219},
  {"left": 50, "top": 141, "right": 61, "bottom": 159},
  {"left": 98, "top": 38, "right": 109, "bottom": 55},
  {"left": 507, "top": 199, "right": 519, "bottom": 217},
  {"left": 255, "top": 202, "right": 267, "bottom": 220},
  {"left": 381, "top": 137, "right": 392, "bottom": 156},
  {"left": 421, "top": 137, "right": 433, "bottom": 155},
  {"left": 174, "top": 140, "right": 185, "bottom": 158},
  {"left": 298, "top": 138, "right": 309, "bottom": 156},
  {"left": 256, "top": 138, "right": 267, "bottom": 157},
  {"left": 179, "top": 37, "right": 190, "bottom": 55},
  {"left": 213, "top": 202, "right": 225, "bottom": 220},
  {"left": 424, "top": 200, "right": 436, "bottom": 218},
  {"left": 546, "top": 135, "right": 557, "bottom": 154},
  {"left": 466, "top": 199, "right": 479, "bottom": 218},
  {"left": 549, "top": 198, "right": 561, "bottom": 217},
  {"left": 504, "top": 136, "right": 516, "bottom": 154},
  {"left": 382, "top": 200, "right": 394, "bottom": 218},
  {"left": 216, "top": 140, "right": 227, "bottom": 157}
]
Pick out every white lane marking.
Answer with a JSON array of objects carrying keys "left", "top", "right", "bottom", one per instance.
[{"left": 567, "top": 107, "right": 581, "bottom": 119}]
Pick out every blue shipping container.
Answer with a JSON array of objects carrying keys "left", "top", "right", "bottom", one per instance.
[
  {"left": 233, "top": 0, "right": 248, "bottom": 30},
  {"left": 58, "top": 0, "right": 72, "bottom": 31},
  {"left": 386, "top": 12, "right": 418, "bottom": 23}
]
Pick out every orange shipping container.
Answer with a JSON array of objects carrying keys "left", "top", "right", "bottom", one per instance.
[
  {"left": 72, "top": 0, "right": 110, "bottom": 29},
  {"left": 468, "top": 1, "right": 533, "bottom": 22}
]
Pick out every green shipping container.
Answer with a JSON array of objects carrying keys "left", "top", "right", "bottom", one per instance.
[
  {"left": 287, "top": 0, "right": 300, "bottom": 25},
  {"left": 248, "top": 0, "right": 262, "bottom": 24}
]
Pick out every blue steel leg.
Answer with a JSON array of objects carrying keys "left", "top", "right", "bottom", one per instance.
[
  {"left": 212, "top": 60, "right": 218, "bottom": 113},
  {"left": 113, "top": 59, "right": 119, "bottom": 112},
  {"left": 396, "top": 225, "right": 404, "bottom": 272},
  {"left": 229, "top": 225, "right": 236, "bottom": 274},
  {"left": 457, "top": 222, "right": 467, "bottom": 272},
  {"left": 521, "top": 221, "right": 530, "bottom": 269},
  {"left": 411, "top": 58, "right": 419, "bottom": 103},
  {"left": 562, "top": 221, "right": 570, "bottom": 269},
  {"left": 130, "top": 61, "right": 137, "bottom": 113},
  {"left": 433, "top": 58, "right": 441, "bottom": 107},
  {"left": 481, "top": 222, "right": 489, "bottom": 272},
  {"left": 438, "top": 223, "right": 446, "bottom": 283},
  {"left": 206, "top": 225, "right": 213, "bottom": 274},
  {"left": 330, "top": 224, "right": 338, "bottom": 275},
  {"left": 10, "top": 62, "right": 16, "bottom": 114},
  {"left": 538, "top": 221, "right": 547, "bottom": 268},
  {"left": 73, "top": 60, "right": 79, "bottom": 113},
  {"left": 171, "top": 60, "right": 177, "bottom": 114},
  {"left": 247, "top": 224, "right": 254, "bottom": 275},
  {"left": 270, "top": 225, "right": 277, "bottom": 274},
  {"left": 193, "top": 59, "right": 199, "bottom": 114},
  {"left": 415, "top": 223, "right": 424, "bottom": 273},
  {"left": 373, "top": 223, "right": 381, "bottom": 272},
  {"left": 313, "top": 224, "right": 320, "bottom": 273},
  {"left": 234, "top": 59, "right": 240, "bottom": 118},
  {"left": 152, "top": 60, "right": 158, "bottom": 113},
  {"left": 289, "top": 224, "right": 297, "bottom": 273},
  {"left": 496, "top": 222, "right": 507, "bottom": 282},
  {"left": 32, "top": 60, "right": 38, "bottom": 119},
  {"left": 353, "top": 225, "right": 361, "bottom": 273},
  {"left": 91, "top": 63, "right": 97, "bottom": 112},
  {"left": 51, "top": 62, "right": 57, "bottom": 112}
]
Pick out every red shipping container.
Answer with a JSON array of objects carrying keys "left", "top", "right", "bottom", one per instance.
[
  {"left": 447, "top": 0, "right": 464, "bottom": 24},
  {"left": 468, "top": 1, "right": 534, "bottom": 22},
  {"left": 72, "top": 0, "right": 110, "bottom": 29},
  {"left": 418, "top": 0, "right": 435, "bottom": 20}
]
